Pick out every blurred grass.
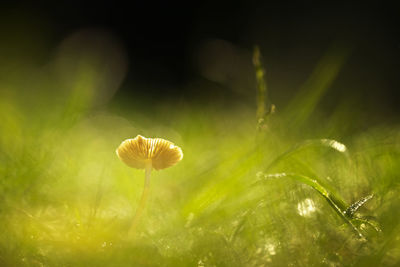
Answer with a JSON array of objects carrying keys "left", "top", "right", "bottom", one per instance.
[{"left": 1, "top": 33, "right": 400, "bottom": 267}]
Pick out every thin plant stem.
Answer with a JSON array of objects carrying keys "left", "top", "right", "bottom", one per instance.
[
  {"left": 253, "top": 45, "right": 274, "bottom": 132},
  {"left": 253, "top": 46, "right": 267, "bottom": 122},
  {"left": 129, "top": 161, "right": 152, "bottom": 234}
]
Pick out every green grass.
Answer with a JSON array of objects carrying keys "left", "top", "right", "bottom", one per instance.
[{"left": 1, "top": 46, "right": 400, "bottom": 266}]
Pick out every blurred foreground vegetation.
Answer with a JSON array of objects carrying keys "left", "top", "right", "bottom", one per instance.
[{"left": 1, "top": 30, "right": 400, "bottom": 267}]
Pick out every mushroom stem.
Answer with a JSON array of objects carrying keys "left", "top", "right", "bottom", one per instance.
[{"left": 129, "top": 161, "right": 152, "bottom": 234}]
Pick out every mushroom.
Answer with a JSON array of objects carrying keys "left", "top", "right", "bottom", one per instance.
[{"left": 116, "top": 135, "right": 183, "bottom": 232}]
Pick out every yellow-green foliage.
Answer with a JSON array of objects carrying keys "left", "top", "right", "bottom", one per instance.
[{"left": 1, "top": 39, "right": 400, "bottom": 267}]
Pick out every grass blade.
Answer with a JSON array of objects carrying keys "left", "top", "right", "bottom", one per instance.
[
  {"left": 284, "top": 43, "right": 351, "bottom": 127},
  {"left": 255, "top": 172, "right": 365, "bottom": 239},
  {"left": 266, "top": 138, "right": 349, "bottom": 172}
]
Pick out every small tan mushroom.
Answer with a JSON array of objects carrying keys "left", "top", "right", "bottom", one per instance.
[
  {"left": 116, "top": 135, "right": 183, "bottom": 232},
  {"left": 116, "top": 135, "right": 183, "bottom": 171}
]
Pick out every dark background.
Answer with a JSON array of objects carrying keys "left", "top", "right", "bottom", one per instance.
[{"left": 1, "top": 1, "right": 399, "bottom": 113}]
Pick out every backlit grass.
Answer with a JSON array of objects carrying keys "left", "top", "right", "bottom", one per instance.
[{"left": 1, "top": 42, "right": 399, "bottom": 266}]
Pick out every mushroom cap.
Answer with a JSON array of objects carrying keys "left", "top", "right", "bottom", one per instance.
[{"left": 116, "top": 135, "right": 183, "bottom": 170}]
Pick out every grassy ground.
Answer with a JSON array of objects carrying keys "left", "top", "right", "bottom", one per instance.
[{"left": 1, "top": 47, "right": 400, "bottom": 266}]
